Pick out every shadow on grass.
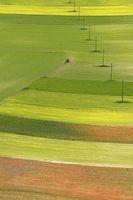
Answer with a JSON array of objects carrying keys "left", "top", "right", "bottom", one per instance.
[
  {"left": 86, "top": 38, "right": 94, "bottom": 41},
  {"left": 91, "top": 50, "right": 101, "bottom": 53},
  {"left": 68, "top": 10, "right": 77, "bottom": 13},
  {"left": 0, "top": 114, "right": 84, "bottom": 141},
  {"left": 98, "top": 64, "right": 111, "bottom": 68},
  {"left": 115, "top": 101, "right": 131, "bottom": 104},
  {"left": 80, "top": 28, "right": 88, "bottom": 30}
]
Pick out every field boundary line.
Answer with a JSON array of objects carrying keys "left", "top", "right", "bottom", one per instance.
[{"left": 1, "top": 156, "right": 133, "bottom": 169}]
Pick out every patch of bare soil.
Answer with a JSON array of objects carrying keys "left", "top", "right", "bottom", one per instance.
[
  {"left": 72, "top": 124, "right": 133, "bottom": 143},
  {"left": 0, "top": 157, "right": 132, "bottom": 200}
]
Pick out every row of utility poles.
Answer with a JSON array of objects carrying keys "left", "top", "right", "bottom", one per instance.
[{"left": 67, "top": 1, "right": 126, "bottom": 103}]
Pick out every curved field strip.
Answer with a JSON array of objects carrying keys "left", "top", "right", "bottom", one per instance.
[
  {"left": 0, "top": 191, "right": 75, "bottom": 200},
  {"left": 0, "top": 132, "right": 133, "bottom": 167},
  {"left": 0, "top": 157, "right": 132, "bottom": 200},
  {"left": 0, "top": 0, "right": 132, "bottom": 6},
  {"left": 0, "top": 103, "right": 132, "bottom": 126},
  {"left": 0, "top": 114, "right": 133, "bottom": 143},
  {"left": 0, "top": 51, "right": 65, "bottom": 100},
  {"left": 0, "top": 157, "right": 133, "bottom": 200},
  {"left": 0, "top": 5, "right": 132, "bottom": 16}
]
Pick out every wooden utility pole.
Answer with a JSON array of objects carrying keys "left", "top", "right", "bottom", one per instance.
[
  {"left": 102, "top": 49, "right": 105, "bottom": 66},
  {"left": 82, "top": 17, "right": 86, "bottom": 29},
  {"left": 110, "top": 63, "right": 113, "bottom": 81},
  {"left": 73, "top": 0, "right": 76, "bottom": 12},
  {"left": 78, "top": 6, "right": 80, "bottom": 20},
  {"left": 94, "top": 36, "right": 98, "bottom": 51},
  {"left": 88, "top": 25, "right": 91, "bottom": 40},
  {"left": 121, "top": 80, "right": 124, "bottom": 103}
]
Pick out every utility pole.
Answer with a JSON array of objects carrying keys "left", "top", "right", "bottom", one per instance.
[
  {"left": 102, "top": 49, "right": 105, "bottom": 66},
  {"left": 94, "top": 36, "right": 98, "bottom": 52},
  {"left": 110, "top": 63, "right": 113, "bottom": 81},
  {"left": 81, "top": 16, "right": 87, "bottom": 30},
  {"left": 73, "top": 0, "right": 76, "bottom": 12},
  {"left": 78, "top": 6, "right": 80, "bottom": 20},
  {"left": 89, "top": 25, "right": 91, "bottom": 40},
  {"left": 121, "top": 80, "right": 124, "bottom": 103},
  {"left": 83, "top": 17, "right": 85, "bottom": 29}
]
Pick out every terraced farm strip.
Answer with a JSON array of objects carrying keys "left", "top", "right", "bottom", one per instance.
[
  {"left": 0, "top": 132, "right": 133, "bottom": 167},
  {"left": 0, "top": 114, "right": 133, "bottom": 143},
  {"left": 0, "top": 5, "right": 133, "bottom": 16},
  {"left": 0, "top": 102, "right": 133, "bottom": 125},
  {"left": 29, "top": 78, "right": 133, "bottom": 96},
  {"left": 0, "top": 0, "right": 132, "bottom": 6},
  {"left": 0, "top": 157, "right": 133, "bottom": 200}
]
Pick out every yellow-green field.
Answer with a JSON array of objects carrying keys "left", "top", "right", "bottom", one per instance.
[
  {"left": 0, "top": 132, "right": 133, "bottom": 167},
  {"left": 0, "top": 5, "right": 132, "bottom": 16},
  {"left": 0, "top": 1, "right": 133, "bottom": 199}
]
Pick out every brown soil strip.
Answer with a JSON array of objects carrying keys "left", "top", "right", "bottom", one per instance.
[
  {"left": 0, "top": 157, "right": 132, "bottom": 200},
  {"left": 72, "top": 124, "right": 133, "bottom": 143},
  {"left": 0, "top": 114, "right": 133, "bottom": 144}
]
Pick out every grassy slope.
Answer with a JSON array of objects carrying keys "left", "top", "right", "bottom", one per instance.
[
  {"left": 29, "top": 78, "right": 133, "bottom": 96},
  {"left": 0, "top": 4, "right": 132, "bottom": 16},
  {"left": 0, "top": 114, "right": 133, "bottom": 143},
  {"left": 0, "top": 101, "right": 133, "bottom": 125},
  {"left": 0, "top": 85, "right": 133, "bottom": 126},
  {"left": 0, "top": 0, "right": 132, "bottom": 6},
  {"left": 0, "top": 15, "right": 132, "bottom": 82},
  {"left": 0, "top": 15, "right": 67, "bottom": 100},
  {"left": 0, "top": 9, "right": 132, "bottom": 170},
  {"left": 0, "top": 14, "right": 132, "bottom": 101},
  {"left": 0, "top": 4, "right": 132, "bottom": 200},
  {"left": 0, "top": 52, "right": 64, "bottom": 100},
  {"left": 0, "top": 0, "right": 132, "bottom": 16},
  {"left": 3, "top": 89, "right": 133, "bottom": 112},
  {"left": 0, "top": 132, "right": 133, "bottom": 167}
]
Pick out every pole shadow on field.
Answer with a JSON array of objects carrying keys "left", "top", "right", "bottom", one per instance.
[
  {"left": 98, "top": 49, "right": 110, "bottom": 67},
  {"left": 68, "top": 0, "right": 77, "bottom": 12},
  {"left": 115, "top": 80, "right": 131, "bottom": 103},
  {"left": 91, "top": 36, "right": 101, "bottom": 53},
  {"left": 80, "top": 17, "right": 88, "bottom": 30},
  {"left": 86, "top": 25, "right": 93, "bottom": 41}
]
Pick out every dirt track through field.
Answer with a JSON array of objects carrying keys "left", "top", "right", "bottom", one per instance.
[{"left": 0, "top": 157, "right": 132, "bottom": 200}]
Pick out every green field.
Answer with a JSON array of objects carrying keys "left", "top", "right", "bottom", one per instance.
[
  {"left": 0, "top": 14, "right": 132, "bottom": 100},
  {"left": 0, "top": 50, "right": 64, "bottom": 100},
  {"left": 0, "top": 88, "right": 133, "bottom": 125},
  {"left": 0, "top": 0, "right": 133, "bottom": 16},
  {"left": 0, "top": 0, "right": 132, "bottom": 6},
  {"left": 0, "top": 2, "right": 133, "bottom": 199},
  {"left": 0, "top": 14, "right": 132, "bottom": 126},
  {"left": 0, "top": 132, "right": 133, "bottom": 167},
  {"left": 0, "top": 5, "right": 133, "bottom": 16}
]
